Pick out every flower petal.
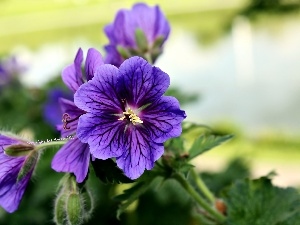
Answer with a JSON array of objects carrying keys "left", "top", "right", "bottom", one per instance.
[
  {"left": 74, "top": 64, "right": 122, "bottom": 113},
  {"left": 85, "top": 48, "right": 104, "bottom": 81},
  {"left": 141, "top": 96, "right": 186, "bottom": 143},
  {"left": 51, "top": 137, "right": 90, "bottom": 183},
  {"left": 104, "top": 45, "right": 123, "bottom": 67},
  {"left": 62, "top": 48, "right": 84, "bottom": 93},
  {"left": 58, "top": 98, "right": 85, "bottom": 137},
  {"left": 0, "top": 153, "right": 30, "bottom": 213},
  {"left": 77, "top": 113, "right": 124, "bottom": 159},
  {"left": 118, "top": 57, "right": 170, "bottom": 106},
  {"left": 116, "top": 127, "right": 164, "bottom": 179}
]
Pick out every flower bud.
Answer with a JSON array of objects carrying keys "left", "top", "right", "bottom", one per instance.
[
  {"left": 54, "top": 193, "right": 68, "bottom": 225},
  {"left": 66, "top": 193, "right": 83, "bottom": 225},
  {"left": 53, "top": 174, "right": 93, "bottom": 225}
]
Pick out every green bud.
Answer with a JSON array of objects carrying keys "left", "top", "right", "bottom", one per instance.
[
  {"left": 17, "top": 150, "right": 39, "bottom": 182},
  {"left": 117, "top": 45, "right": 131, "bottom": 60},
  {"left": 5, "top": 143, "right": 35, "bottom": 157},
  {"left": 135, "top": 28, "right": 149, "bottom": 53},
  {"left": 66, "top": 193, "right": 83, "bottom": 225},
  {"left": 81, "top": 187, "right": 94, "bottom": 220},
  {"left": 54, "top": 193, "right": 68, "bottom": 225}
]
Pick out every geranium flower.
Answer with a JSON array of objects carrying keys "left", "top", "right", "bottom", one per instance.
[
  {"left": 51, "top": 48, "right": 104, "bottom": 183},
  {"left": 104, "top": 3, "right": 170, "bottom": 67},
  {"left": 0, "top": 133, "right": 38, "bottom": 213},
  {"left": 74, "top": 56, "right": 186, "bottom": 179}
]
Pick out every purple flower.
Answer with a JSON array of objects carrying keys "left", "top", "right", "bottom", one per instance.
[
  {"left": 104, "top": 3, "right": 170, "bottom": 67},
  {"left": 43, "top": 88, "right": 73, "bottom": 128},
  {"left": 0, "top": 56, "right": 27, "bottom": 87},
  {"left": 0, "top": 133, "right": 38, "bottom": 213},
  {"left": 51, "top": 48, "right": 104, "bottom": 183},
  {"left": 74, "top": 56, "right": 186, "bottom": 179}
]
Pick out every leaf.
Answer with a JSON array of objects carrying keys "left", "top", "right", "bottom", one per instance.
[
  {"left": 188, "top": 134, "right": 233, "bottom": 160},
  {"left": 115, "top": 182, "right": 150, "bottom": 219},
  {"left": 222, "top": 177, "right": 300, "bottom": 225},
  {"left": 164, "top": 136, "right": 185, "bottom": 155},
  {"left": 91, "top": 158, "right": 133, "bottom": 184}
]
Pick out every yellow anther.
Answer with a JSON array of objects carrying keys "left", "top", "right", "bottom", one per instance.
[{"left": 118, "top": 108, "right": 143, "bottom": 125}]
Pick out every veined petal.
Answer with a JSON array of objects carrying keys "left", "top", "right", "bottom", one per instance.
[
  {"left": 62, "top": 48, "right": 84, "bottom": 93},
  {"left": 116, "top": 127, "right": 164, "bottom": 179},
  {"left": 0, "top": 153, "right": 30, "bottom": 213},
  {"left": 74, "top": 64, "right": 122, "bottom": 113},
  {"left": 85, "top": 48, "right": 104, "bottom": 81},
  {"left": 118, "top": 57, "right": 170, "bottom": 106},
  {"left": 51, "top": 137, "right": 90, "bottom": 183},
  {"left": 142, "top": 96, "right": 186, "bottom": 143},
  {"left": 58, "top": 98, "right": 85, "bottom": 137},
  {"left": 77, "top": 113, "right": 124, "bottom": 159}
]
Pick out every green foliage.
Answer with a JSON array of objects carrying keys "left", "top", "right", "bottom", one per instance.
[
  {"left": 91, "top": 158, "right": 133, "bottom": 184},
  {"left": 115, "top": 182, "right": 150, "bottom": 219},
  {"left": 222, "top": 176, "right": 300, "bottom": 225},
  {"left": 201, "top": 158, "right": 250, "bottom": 195},
  {"left": 188, "top": 134, "right": 233, "bottom": 160}
]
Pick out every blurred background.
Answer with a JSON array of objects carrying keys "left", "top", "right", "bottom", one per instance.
[{"left": 0, "top": 0, "right": 300, "bottom": 223}]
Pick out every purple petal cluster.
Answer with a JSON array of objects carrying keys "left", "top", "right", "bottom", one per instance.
[
  {"left": 51, "top": 48, "right": 104, "bottom": 183},
  {"left": 104, "top": 3, "right": 170, "bottom": 67},
  {"left": 0, "top": 134, "right": 36, "bottom": 213},
  {"left": 74, "top": 56, "right": 186, "bottom": 179}
]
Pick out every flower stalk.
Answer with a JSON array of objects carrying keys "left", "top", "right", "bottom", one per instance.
[
  {"left": 173, "top": 172, "right": 226, "bottom": 223},
  {"left": 191, "top": 169, "right": 215, "bottom": 204}
]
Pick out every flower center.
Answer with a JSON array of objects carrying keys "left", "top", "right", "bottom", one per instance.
[{"left": 118, "top": 108, "right": 143, "bottom": 125}]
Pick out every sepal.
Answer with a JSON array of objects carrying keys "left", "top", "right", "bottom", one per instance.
[
  {"left": 17, "top": 150, "right": 39, "bottom": 182},
  {"left": 4, "top": 143, "right": 35, "bottom": 157}
]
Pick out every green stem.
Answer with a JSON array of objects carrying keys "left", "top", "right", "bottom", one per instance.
[
  {"left": 191, "top": 169, "right": 215, "bottom": 204},
  {"left": 144, "top": 52, "right": 153, "bottom": 64},
  {"left": 35, "top": 140, "right": 67, "bottom": 151},
  {"left": 173, "top": 173, "right": 225, "bottom": 223}
]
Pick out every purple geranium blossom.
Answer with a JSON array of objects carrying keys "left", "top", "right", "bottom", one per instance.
[
  {"left": 104, "top": 3, "right": 170, "bottom": 67},
  {"left": 51, "top": 48, "right": 104, "bottom": 183},
  {"left": 0, "top": 134, "right": 37, "bottom": 213},
  {"left": 74, "top": 56, "right": 186, "bottom": 179}
]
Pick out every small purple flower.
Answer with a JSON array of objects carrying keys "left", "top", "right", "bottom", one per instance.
[
  {"left": 43, "top": 88, "right": 73, "bottom": 128},
  {"left": 104, "top": 3, "right": 170, "bottom": 67},
  {"left": 51, "top": 48, "right": 104, "bottom": 183},
  {"left": 0, "top": 133, "right": 38, "bottom": 213},
  {"left": 74, "top": 56, "right": 186, "bottom": 179},
  {"left": 0, "top": 56, "right": 27, "bottom": 87}
]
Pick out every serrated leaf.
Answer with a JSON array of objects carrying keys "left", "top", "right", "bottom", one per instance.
[
  {"left": 188, "top": 134, "right": 233, "bottom": 160},
  {"left": 222, "top": 177, "right": 300, "bottom": 225},
  {"left": 115, "top": 182, "right": 149, "bottom": 219},
  {"left": 91, "top": 158, "right": 133, "bottom": 184}
]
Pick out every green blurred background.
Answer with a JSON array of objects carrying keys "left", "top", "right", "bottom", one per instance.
[{"left": 0, "top": 0, "right": 300, "bottom": 224}]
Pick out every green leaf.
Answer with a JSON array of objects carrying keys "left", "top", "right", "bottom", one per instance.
[
  {"left": 91, "top": 158, "right": 133, "bottom": 184},
  {"left": 115, "top": 182, "right": 150, "bottom": 219},
  {"left": 188, "top": 134, "right": 233, "bottom": 160},
  {"left": 222, "top": 177, "right": 300, "bottom": 225}
]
